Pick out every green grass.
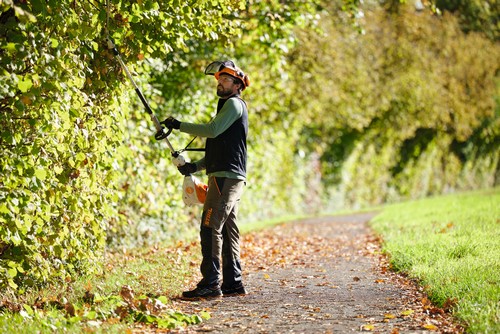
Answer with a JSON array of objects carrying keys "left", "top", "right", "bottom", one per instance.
[{"left": 370, "top": 188, "right": 500, "bottom": 333}]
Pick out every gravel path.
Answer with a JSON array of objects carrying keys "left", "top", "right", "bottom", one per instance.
[{"left": 174, "top": 213, "right": 462, "bottom": 333}]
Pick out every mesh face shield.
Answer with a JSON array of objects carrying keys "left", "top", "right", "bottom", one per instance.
[
  {"left": 204, "top": 60, "right": 250, "bottom": 90},
  {"left": 204, "top": 60, "right": 237, "bottom": 76}
]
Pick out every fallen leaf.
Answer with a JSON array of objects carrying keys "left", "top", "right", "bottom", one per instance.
[
  {"left": 443, "top": 298, "right": 458, "bottom": 311},
  {"left": 316, "top": 282, "right": 329, "bottom": 286},
  {"left": 83, "top": 290, "right": 95, "bottom": 304},
  {"left": 384, "top": 313, "right": 397, "bottom": 319},
  {"left": 422, "top": 323, "right": 438, "bottom": 331},
  {"left": 421, "top": 297, "right": 432, "bottom": 309},
  {"left": 64, "top": 302, "right": 75, "bottom": 317},
  {"left": 361, "top": 324, "right": 375, "bottom": 331},
  {"left": 429, "top": 307, "right": 445, "bottom": 315},
  {"left": 139, "top": 297, "right": 154, "bottom": 313},
  {"left": 401, "top": 309, "right": 414, "bottom": 316},
  {"left": 115, "top": 305, "right": 130, "bottom": 320},
  {"left": 120, "top": 285, "right": 135, "bottom": 304}
]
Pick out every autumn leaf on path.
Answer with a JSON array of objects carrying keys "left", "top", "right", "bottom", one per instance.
[
  {"left": 401, "top": 309, "right": 414, "bottom": 316},
  {"left": 422, "top": 323, "right": 439, "bottom": 331},
  {"left": 361, "top": 324, "right": 375, "bottom": 331}
]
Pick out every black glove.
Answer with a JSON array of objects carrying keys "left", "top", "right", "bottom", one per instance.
[
  {"left": 178, "top": 162, "right": 197, "bottom": 176},
  {"left": 161, "top": 116, "right": 181, "bottom": 130}
]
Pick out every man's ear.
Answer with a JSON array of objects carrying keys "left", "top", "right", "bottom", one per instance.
[{"left": 236, "top": 82, "right": 243, "bottom": 92}]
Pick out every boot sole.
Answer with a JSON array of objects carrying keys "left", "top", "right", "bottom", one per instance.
[
  {"left": 223, "top": 293, "right": 247, "bottom": 297},
  {"left": 222, "top": 290, "right": 248, "bottom": 297}
]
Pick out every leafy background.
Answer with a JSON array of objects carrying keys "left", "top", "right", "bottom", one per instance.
[{"left": 0, "top": 0, "right": 498, "bottom": 292}]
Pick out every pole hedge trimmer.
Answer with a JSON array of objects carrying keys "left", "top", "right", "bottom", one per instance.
[{"left": 104, "top": 1, "right": 207, "bottom": 206}]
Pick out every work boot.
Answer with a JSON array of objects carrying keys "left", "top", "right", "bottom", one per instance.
[
  {"left": 222, "top": 284, "right": 247, "bottom": 296},
  {"left": 181, "top": 286, "right": 222, "bottom": 300}
]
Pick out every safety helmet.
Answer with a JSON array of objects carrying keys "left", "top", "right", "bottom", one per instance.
[{"left": 205, "top": 60, "right": 250, "bottom": 90}]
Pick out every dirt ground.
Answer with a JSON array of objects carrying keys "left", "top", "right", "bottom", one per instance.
[{"left": 173, "top": 213, "right": 463, "bottom": 333}]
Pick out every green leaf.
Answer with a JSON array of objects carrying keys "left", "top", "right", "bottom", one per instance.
[
  {"left": 7, "top": 268, "right": 17, "bottom": 278},
  {"left": 200, "top": 310, "right": 211, "bottom": 320},
  {"left": 54, "top": 166, "right": 63, "bottom": 174},
  {"left": 157, "top": 296, "right": 169, "bottom": 304},
  {"left": 13, "top": 5, "right": 37, "bottom": 23},
  {"left": 23, "top": 304, "right": 35, "bottom": 316},
  {"left": 17, "top": 78, "right": 33, "bottom": 93},
  {"left": 4, "top": 43, "right": 17, "bottom": 53},
  {"left": 8, "top": 279, "right": 18, "bottom": 290},
  {"left": 0, "top": 204, "right": 10, "bottom": 214},
  {"left": 157, "top": 318, "right": 175, "bottom": 329},
  {"left": 50, "top": 38, "right": 59, "bottom": 48},
  {"left": 11, "top": 233, "right": 22, "bottom": 245},
  {"left": 190, "top": 314, "right": 202, "bottom": 324},
  {"left": 85, "top": 310, "right": 97, "bottom": 320},
  {"left": 34, "top": 168, "right": 47, "bottom": 181},
  {"left": 76, "top": 152, "right": 86, "bottom": 163}
]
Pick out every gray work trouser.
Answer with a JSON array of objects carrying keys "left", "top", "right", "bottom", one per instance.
[{"left": 198, "top": 176, "right": 245, "bottom": 289}]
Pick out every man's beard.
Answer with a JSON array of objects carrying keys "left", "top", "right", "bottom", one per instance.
[{"left": 217, "top": 85, "right": 233, "bottom": 98}]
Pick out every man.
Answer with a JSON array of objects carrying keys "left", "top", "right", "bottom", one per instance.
[{"left": 161, "top": 60, "right": 250, "bottom": 299}]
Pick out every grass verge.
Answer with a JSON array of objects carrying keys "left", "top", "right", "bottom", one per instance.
[
  {"left": 0, "top": 239, "right": 204, "bottom": 333},
  {"left": 370, "top": 188, "right": 500, "bottom": 333}
]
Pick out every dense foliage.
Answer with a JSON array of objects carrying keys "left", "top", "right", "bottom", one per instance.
[
  {"left": 0, "top": 0, "right": 318, "bottom": 291},
  {"left": 287, "top": 2, "right": 499, "bottom": 208},
  {"left": 1, "top": 0, "right": 498, "bottom": 292},
  {"left": 0, "top": 0, "right": 262, "bottom": 291}
]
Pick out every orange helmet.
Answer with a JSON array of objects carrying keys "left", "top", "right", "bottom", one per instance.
[{"left": 205, "top": 60, "right": 250, "bottom": 90}]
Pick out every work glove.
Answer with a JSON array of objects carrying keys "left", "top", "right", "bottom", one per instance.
[
  {"left": 161, "top": 116, "right": 181, "bottom": 130},
  {"left": 178, "top": 162, "right": 197, "bottom": 176}
]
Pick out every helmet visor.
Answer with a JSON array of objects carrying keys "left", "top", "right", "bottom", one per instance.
[
  {"left": 204, "top": 60, "right": 237, "bottom": 76},
  {"left": 204, "top": 61, "right": 223, "bottom": 76}
]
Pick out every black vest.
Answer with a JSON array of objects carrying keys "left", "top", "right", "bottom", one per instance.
[{"left": 205, "top": 96, "right": 248, "bottom": 177}]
